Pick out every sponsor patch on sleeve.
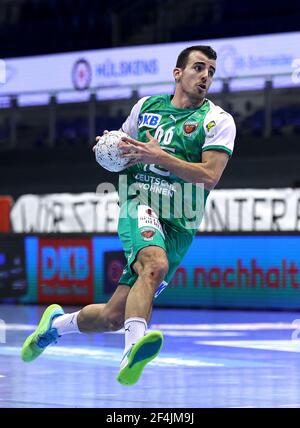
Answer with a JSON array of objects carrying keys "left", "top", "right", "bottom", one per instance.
[{"left": 206, "top": 120, "right": 216, "bottom": 132}]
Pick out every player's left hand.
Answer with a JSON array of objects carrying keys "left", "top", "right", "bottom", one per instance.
[{"left": 119, "top": 131, "right": 165, "bottom": 166}]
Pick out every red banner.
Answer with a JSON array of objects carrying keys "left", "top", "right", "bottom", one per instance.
[
  {"left": 0, "top": 196, "right": 13, "bottom": 232},
  {"left": 38, "top": 238, "right": 94, "bottom": 304}
]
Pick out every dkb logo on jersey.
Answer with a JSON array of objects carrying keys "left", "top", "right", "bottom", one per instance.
[{"left": 138, "top": 113, "right": 162, "bottom": 129}]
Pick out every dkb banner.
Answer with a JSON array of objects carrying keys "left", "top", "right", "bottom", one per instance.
[{"left": 0, "top": 233, "right": 300, "bottom": 310}]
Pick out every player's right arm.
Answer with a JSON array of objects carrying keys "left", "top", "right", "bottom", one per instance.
[{"left": 121, "top": 96, "right": 150, "bottom": 138}]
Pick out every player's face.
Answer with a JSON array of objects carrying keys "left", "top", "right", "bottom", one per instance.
[{"left": 174, "top": 51, "right": 216, "bottom": 102}]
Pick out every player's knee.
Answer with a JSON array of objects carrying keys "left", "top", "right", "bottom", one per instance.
[
  {"left": 136, "top": 248, "right": 169, "bottom": 284},
  {"left": 142, "top": 259, "right": 169, "bottom": 284}
]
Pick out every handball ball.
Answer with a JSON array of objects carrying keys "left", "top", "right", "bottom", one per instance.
[{"left": 95, "top": 130, "right": 131, "bottom": 172}]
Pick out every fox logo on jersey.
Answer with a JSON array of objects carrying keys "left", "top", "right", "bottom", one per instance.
[
  {"left": 141, "top": 228, "right": 156, "bottom": 241},
  {"left": 183, "top": 121, "right": 198, "bottom": 136},
  {"left": 138, "top": 113, "right": 162, "bottom": 129}
]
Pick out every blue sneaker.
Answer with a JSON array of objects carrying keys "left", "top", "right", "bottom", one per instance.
[
  {"left": 117, "top": 331, "right": 163, "bottom": 386},
  {"left": 21, "top": 304, "right": 64, "bottom": 362}
]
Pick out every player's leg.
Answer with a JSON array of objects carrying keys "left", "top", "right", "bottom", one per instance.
[
  {"left": 21, "top": 284, "right": 130, "bottom": 362},
  {"left": 116, "top": 201, "right": 169, "bottom": 384},
  {"left": 122, "top": 245, "right": 168, "bottom": 360},
  {"left": 117, "top": 224, "right": 194, "bottom": 384},
  {"left": 126, "top": 246, "right": 168, "bottom": 320},
  {"left": 117, "top": 245, "right": 168, "bottom": 385},
  {"left": 76, "top": 284, "right": 130, "bottom": 332}
]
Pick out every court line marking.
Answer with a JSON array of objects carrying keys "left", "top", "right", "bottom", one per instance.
[
  {"left": 195, "top": 340, "right": 300, "bottom": 353},
  {"left": 4, "top": 323, "right": 244, "bottom": 337},
  {"left": 4, "top": 324, "right": 38, "bottom": 331},
  {"left": 0, "top": 345, "right": 223, "bottom": 367},
  {"left": 152, "top": 323, "right": 297, "bottom": 331},
  {"left": 156, "top": 331, "right": 244, "bottom": 337},
  {"left": 5, "top": 322, "right": 297, "bottom": 332}
]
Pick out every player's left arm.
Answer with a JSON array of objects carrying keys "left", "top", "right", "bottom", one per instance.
[
  {"left": 158, "top": 148, "right": 230, "bottom": 190},
  {"left": 120, "top": 134, "right": 229, "bottom": 190},
  {"left": 120, "top": 111, "right": 236, "bottom": 190}
]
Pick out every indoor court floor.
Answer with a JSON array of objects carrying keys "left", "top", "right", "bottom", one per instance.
[{"left": 1, "top": 304, "right": 300, "bottom": 408}]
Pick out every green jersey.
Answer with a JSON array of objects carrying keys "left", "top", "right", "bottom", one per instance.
[{"left": 120, "top": 94, "right": 236, "bottom": 236}]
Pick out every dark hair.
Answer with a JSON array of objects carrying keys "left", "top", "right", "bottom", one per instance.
[{"left": 176, "top": 45, "right": 217, "bottom": 69}]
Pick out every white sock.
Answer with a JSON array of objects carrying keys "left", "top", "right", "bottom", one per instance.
[
  {"left": 52, "top": 311, "right": 81, "bottom": 336},
  {"left": 124, "top": 317, "right": 147, "bottom": 353}
]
